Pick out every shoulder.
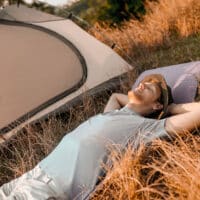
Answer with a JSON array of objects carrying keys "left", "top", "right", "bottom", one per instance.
[{"left": 141, "top": 117, "right": 172, "bottom": 140}]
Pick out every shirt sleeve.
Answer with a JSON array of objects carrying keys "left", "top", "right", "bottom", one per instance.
[{"left": 138, "top": 117, "right": 172, "bottom": 144}]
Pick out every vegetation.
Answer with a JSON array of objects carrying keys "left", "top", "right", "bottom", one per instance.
[
  {"left": 89, "top": 0, "right": 200, "bottom": 68},
  {"left": 1, "top": 0, "right": 147, "bottom": 25},
  {"left": 90, "top": 130, "right": 200, "bottom": 200},
  {"left": 1, "top": 0, "right": 200, "bottom": 199},
  {"left": 0, "top": 0, "right": 26, "bottom": 7},
  {"left": 0, "top": 0, "right": 5, "bottom": 6},
  {"left": 66, "top": 0, "right": 146, "bottom": 25}
]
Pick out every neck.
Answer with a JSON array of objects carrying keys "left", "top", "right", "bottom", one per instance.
[{"left": 126, "top": 102, "right": 151, "bottom": 117}]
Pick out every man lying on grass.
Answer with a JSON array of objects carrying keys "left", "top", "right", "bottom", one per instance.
[{"left": 1, "top": 74, "right": 200, "bottom": 200}]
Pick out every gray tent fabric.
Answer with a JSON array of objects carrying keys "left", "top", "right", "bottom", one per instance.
[
  {"left": 0, "top": 21, "right": 85, "bottom": 130},
  {"left": 133, "top": 61, "right": 200, "bottom": 103},
  {"left": 0, "top": 4, "right": 131, "bottom": 140}
]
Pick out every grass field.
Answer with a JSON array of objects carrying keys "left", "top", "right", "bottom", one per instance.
[{"left": 1, "top": 0, "right": 200, "bottom": 199}]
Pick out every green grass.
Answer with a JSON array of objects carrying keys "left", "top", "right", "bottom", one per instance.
[{"left": 131, "top": 33, "right": 200, "bottom": 73}]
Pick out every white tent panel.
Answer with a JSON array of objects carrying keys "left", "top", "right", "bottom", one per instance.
[
  {"left": 37, "top": 20, "right": 130, "bottom": 89},
  {"left": 0, "top": 23, "right": 84, "bottom": 129}
]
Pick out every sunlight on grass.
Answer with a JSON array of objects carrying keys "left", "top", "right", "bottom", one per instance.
[
  {"left": 90, "top": 0, "right": 200, "bottom": 70},
  {"left": 91, "top": 130, "right": 200, "bottom": 200},
  {"left": 1, "top": 0, "right": 200, "bottom": 199}
]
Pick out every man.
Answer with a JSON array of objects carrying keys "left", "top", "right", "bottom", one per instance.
[{"left": 1, "top": 74, "right": 200, "bottom": 200}]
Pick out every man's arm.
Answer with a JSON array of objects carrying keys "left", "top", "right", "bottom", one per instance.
[
  {"left": 167, "top": 102, "right": 200, "bottom": 115},
  {"left": 103, "top": 93, "right": 128, "bottom": 113},
  {"left": 165, "top": 105, "right": 200, "bottom": 135}
]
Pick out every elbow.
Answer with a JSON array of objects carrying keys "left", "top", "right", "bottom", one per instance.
[{"left": 111, "top": 93, "right": 118, "bottom": 98}]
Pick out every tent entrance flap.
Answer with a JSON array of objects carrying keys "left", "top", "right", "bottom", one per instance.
[{"left": 0, "top": 21, "right": 87, "bottom": 133}]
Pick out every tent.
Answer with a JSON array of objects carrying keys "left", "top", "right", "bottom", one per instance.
[{"left": 0, "top": 4, "right": 132, "bottom": 142}]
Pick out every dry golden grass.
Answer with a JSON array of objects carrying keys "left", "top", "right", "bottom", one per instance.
[
  {"left": 89, "top": 0, "right": 200, "bottom": 66},
  {"left": 1, "top": 0, "right": 200, "bottom": 199},
  {"left": 0, "top": 117, "right": 67, "bottom": 184},
  {"left": 90, "top": 130, "right": 200, "bottom": 200}
]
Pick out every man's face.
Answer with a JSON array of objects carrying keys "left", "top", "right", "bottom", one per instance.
[{"left": 129, "top": 81, "right": 162, "bottom": 105}]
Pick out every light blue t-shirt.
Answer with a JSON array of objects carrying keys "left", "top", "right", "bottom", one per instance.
[{"left": 39, "top": 106, "right": 170, "bottom": 199}]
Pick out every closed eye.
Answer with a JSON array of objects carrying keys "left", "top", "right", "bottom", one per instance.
[{"left": 145, "top": 83, "right": 154, "bottom": 93}]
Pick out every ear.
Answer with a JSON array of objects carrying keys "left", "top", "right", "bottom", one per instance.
[{"left": 152, "top": 102, "right": 163, "bottom": 111}]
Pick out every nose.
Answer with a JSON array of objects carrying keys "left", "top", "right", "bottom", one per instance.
[{"left": 138, "top": 83, "right": 145, "bottom": 90}]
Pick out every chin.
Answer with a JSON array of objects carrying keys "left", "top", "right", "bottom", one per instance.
[{"left": 128, "top": 91, "right": 142, "bottom": 103}]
